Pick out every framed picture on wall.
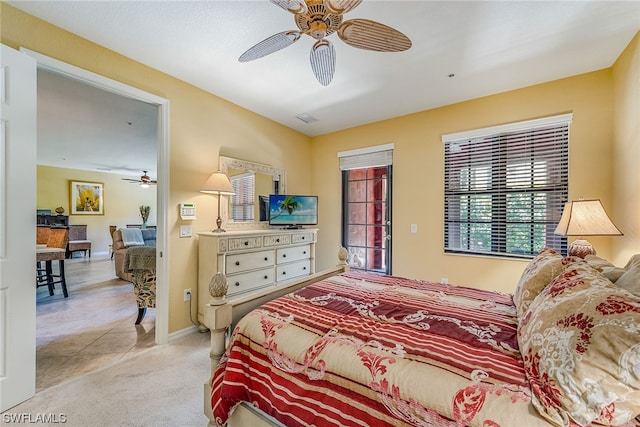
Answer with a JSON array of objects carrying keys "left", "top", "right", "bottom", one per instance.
[{"left": 70, "top": 180, "right": 104, "bottom": 215}]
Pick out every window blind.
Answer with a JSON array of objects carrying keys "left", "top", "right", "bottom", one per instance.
[
  {"left": 230, "top": 172, "right": 255, "bottom": 221},
  {"left": 338, "top": 143, "right": 394, "bottom": 170},
  {"left": 443, "top": 115, "right": 571, "bottom": 258}
]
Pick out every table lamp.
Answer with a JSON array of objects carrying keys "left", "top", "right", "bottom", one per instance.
[
  {"left": 200, "top": 171, "right": 235, "bottom": 233},
  {"left": 554, "top": 199, "right": 622, "bottom": 258}
]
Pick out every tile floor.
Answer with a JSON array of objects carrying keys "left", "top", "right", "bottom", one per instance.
[{"left": 36, "top": 253, "right": 155, "bottom": 391}]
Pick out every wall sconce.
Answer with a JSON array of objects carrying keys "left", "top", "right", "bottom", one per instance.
[
  {"left": 200, "top": 171, "right": 235, "bottom": 233},
  {"left": 554, "top": 199, "right": 622, "bottom": 258}
]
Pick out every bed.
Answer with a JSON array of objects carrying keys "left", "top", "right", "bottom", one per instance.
[{"left": 203, "top": 248, "right": 640, "bottom": 427}]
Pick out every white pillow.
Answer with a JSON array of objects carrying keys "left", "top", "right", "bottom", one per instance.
[
  {"left": 616, "top": 254, "right": 640, "bottom": 296},
  {"left": 120, "top": 228, "right": 145, "bottom": 247}
]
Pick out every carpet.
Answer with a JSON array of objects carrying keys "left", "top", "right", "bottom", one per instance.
[{"left": 4, "top": 331, "right": 211, "bottom": 427}]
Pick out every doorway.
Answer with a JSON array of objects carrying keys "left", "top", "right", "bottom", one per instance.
[
  {"left": 23, "top": 49, "right": 169, "bottom": 389},
  {"left": 341, "top": 166, "right": 392, "bottom": 274}
]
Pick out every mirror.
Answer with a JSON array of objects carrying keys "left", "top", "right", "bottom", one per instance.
[{"left": 219, "top": 156, "right": 286, "bottom": 225}]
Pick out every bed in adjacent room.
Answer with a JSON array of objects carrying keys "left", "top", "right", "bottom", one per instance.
[{"left": 203, "top": 249, "right": 640, "bottom": 427}]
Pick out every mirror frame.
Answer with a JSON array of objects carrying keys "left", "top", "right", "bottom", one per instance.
[{"left": 219, "top": 156, "right": 286, "bottom": 230}]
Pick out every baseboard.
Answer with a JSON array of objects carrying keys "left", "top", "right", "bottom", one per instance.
[{"left": 168, "top": 324, "right": 200, "bottom": 342}]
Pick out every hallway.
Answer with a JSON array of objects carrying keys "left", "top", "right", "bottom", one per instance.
[{"left": 36, "top": 254, "right": 155, "bottom": 391}]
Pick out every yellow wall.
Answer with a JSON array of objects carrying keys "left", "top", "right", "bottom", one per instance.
[
  {"left": 2, "top": 4, "right": 312, "bottom": 333},
  {"left": 37, "top": 166, "right": 157, "bottom": 254},
  {"left": 4, "top": 3, "right": 638, "bottom": 327},
  {"left": 312, "top": 44, "right": 639, "bottom": 293},
  {"left": 612, "top": 33, "right": 640, "bottom": 266}
]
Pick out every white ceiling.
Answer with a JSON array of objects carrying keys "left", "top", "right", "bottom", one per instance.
[{"left": 9, "top": 0, "right": 640, "bottom": 177}]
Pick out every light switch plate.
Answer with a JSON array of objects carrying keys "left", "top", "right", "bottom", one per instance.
[{"left": 179, "top": 225, "right": 192, "bottom": 238}]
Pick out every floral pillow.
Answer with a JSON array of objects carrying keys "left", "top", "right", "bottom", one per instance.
[
  {"left": 513, "top": 248, "right": 565, "bottom": 319},
  {"left": 518, "top": 260, "right": 640, "bottom": 426}
]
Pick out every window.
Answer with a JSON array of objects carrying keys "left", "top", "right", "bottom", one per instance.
[
  {"left": 443, "top": 114, "right": 571, "bottom": 258},
  {"left": 230, "top": 172, "right": 255, "bottom": 221}
]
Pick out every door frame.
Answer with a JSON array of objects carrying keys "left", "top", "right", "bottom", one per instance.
[{"left": 21, "top": 48, "right": 170, "bottom": 344}]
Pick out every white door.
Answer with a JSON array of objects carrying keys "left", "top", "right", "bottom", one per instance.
[{"left": 0, "top": 44, "right": 37, "bottom": 411}]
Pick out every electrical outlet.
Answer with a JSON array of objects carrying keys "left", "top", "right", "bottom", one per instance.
[{"left": 184, "top": 289, "right": 192, "bottom": 301}]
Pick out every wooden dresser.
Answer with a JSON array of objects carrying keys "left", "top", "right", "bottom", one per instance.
[{"left": 197, "top": 228, "right": 318, "bottom": 323}]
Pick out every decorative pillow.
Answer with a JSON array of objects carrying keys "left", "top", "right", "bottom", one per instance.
[
  {"left": 518, "top": 261, "right": 640, "bottom": 426},
  {"left": 513, "top": 248, "right": 564, "bottom": 319},
  {"left": 616, "top": 254, "right": 640, "bottom": 297},
  {"left": 584, "top": 254, "right": 626, "bottom": 283}
]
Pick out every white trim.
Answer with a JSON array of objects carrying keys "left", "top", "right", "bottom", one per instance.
[
  {"left": 168, "top": 325, "right": 200, "bottom": 342},
  {"left": 20, "top": 48, "right": 171, "bottom": 345},
  {"left": 337, "top": 143, "right": 394, "bottom": 158},
  {"left": 20, "top": 48, "right": 167, "bottom": 104},
  {"left": 441, "top": 113, "right": 573, "bottom": 143}
]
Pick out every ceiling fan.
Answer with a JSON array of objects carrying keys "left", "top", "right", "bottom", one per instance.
[
  {"left": 239, "top": 0, "right": 412, "bottom": 86},
  {"left": 122, "top": 171, "right": 157, "bottom": 188}
]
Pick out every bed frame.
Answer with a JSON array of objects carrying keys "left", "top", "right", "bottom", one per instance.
[{"left": 203, "top": 248, "right": 350, "bottom": 427}]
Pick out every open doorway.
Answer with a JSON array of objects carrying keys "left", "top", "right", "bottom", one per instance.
[{"left": 25, "top": 49, "right": 169, "bottom": 390}]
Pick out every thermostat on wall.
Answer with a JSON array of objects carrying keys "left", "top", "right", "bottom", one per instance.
[{"left": 180, "top": 203, "right": 197, "bottom": 220}]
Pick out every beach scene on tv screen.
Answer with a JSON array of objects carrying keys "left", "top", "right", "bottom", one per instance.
[{"left": 269, "top": 195, "right": 317, "bottom": 225}]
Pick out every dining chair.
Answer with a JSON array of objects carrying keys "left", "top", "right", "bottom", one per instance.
[{"left": 36, "top": 227, "right": 69, "bottom": 297}]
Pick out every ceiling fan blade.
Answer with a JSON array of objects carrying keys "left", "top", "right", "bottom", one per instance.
[
  {"left": 338, "top": 19, "right": 412, "bottom": 52},
  {"left": 324, "top": 0, "right": 362, "bottom": 15},
  {"left": 310, "top": 39, "right": 336, "bottom": 86},
  {"left": 239, "top": 31, "right": 301, "bottom": 62},
  {"left": 270, "top": 0, "right": 308, "bottom": 14}
]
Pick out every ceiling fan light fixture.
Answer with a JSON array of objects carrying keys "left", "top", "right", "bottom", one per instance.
[
  {"left": 240, "top": 0, "right": 411, "bottom": 85},
  {"left": 140, "top": 182, "right": 150, "bottom": 189},
  {"left": 309, "top": 20, "right": 329, "bottom": 40}
]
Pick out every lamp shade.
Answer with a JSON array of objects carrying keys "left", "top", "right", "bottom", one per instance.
[
  {"left": 554, "top": 199, "right": 622, "bottom": 236},
  {"left": 200, "top": 172, "right": 235, "bottom": 195}
]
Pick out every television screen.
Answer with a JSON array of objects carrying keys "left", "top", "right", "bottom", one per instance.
[{"left": 268, "top": 195, "right": 318, "bottom": 228}]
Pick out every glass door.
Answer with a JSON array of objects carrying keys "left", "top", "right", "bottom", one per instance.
[{"left": 341, "top": 166, "right": 392, "bottom": 274}]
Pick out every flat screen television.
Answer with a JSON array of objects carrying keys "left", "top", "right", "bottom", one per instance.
[{"left": 268, "top": 195, "right": 318, "bottom": 228}]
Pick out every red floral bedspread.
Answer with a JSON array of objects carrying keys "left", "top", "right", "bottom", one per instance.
[{"left": 211, "top": 271, "right": 552, "bottom": 426}]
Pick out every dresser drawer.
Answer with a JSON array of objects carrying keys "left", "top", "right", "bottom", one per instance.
[
  {"left": 292, "top": 232, "right": 314, "bottom": 244},
  {"left": 276, "top": 260, "right": 311, "bottom": 282},
  {"left": 227, "top": 268, "right": 274, "bottom": 297},
  {"left": 226, "top": 249, "right": 274, "bottom": 274},
  {"left": 276, "top": 244, "right": 311, "bottom": 264},
  {"left": 227, "top": 236, "right": 263, "bottom": 252},
  {"left": 263, "top": 234, "right": 291, "bottom": 247}
]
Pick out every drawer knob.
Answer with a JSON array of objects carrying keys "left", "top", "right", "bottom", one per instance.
[
  {"left": 235, "top": 261, "right": 240, "bottom": 266},
  {"left": 283, "top": 254, "right": 287, "bottom": 258},
  {"left": 282, "top": 271, "right": 286, "bottom": 275},
  {"left": 302, "top": 236, "right": 305, "bottom": 240},
  {"left": 303, "top": 266, "right": 307, "bottom": 270},
  {"left": 276, "top": 238, "right": 280, "bottom": 242},
  {"left": 264, "top": 257, "right": 268, "bottom": 261},
  {"left": 264, "top": 275, "right": 268, "bottom": 279},
  {"left": 235, "top": 282, "right": 240, "bottom": 287},
  {"left": 244, "top": 241, "right": 249, "bottom": 246},
  {"left": 303, "top": 251, "right": 307, "bottom": 255}
]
